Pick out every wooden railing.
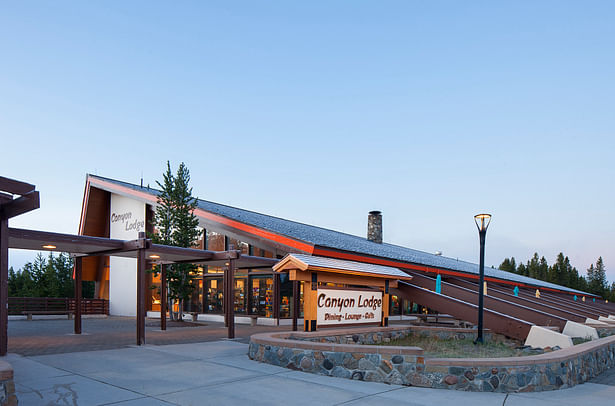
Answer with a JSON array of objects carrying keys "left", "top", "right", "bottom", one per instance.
[{"left": 8, "top": 297, "right": 109, "bottom": 315}]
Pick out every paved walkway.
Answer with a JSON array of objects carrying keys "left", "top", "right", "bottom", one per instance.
[
  {"left": 8, "top": 316, "right": 287, "bottom": 356},
  {"left": 4, "top": 318, "right": 615, "bottom": 405},
  {"left": 6, "top": 340, "right": 615, "bottom": 406}
]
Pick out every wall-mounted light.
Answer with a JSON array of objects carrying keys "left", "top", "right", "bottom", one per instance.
[
  {"left": 42, "top": 244, "right": 56, "bottom": 250},
  {"left": 149, "top": 254, "right": 160, "bottom": 259}
]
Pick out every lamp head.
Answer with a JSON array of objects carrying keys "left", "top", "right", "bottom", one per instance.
[{"left": 474, "top": 213, "right": 492, "bottom": 232}]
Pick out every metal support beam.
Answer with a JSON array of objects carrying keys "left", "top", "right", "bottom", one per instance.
[
  {"left": 74, "top": 257, "right": 82, "bottom": 334},
  {"left": 394, "top": 282, "right": 533, "bottom": 340},
  {"left": 0, "top": 216, "right": 8, "bottom": 356},
  {"left": 477, "top": 229, "right": 486, "bottom": 343},
  {"left": 161, "top": 264, "right": 167, "bottom": 331}
]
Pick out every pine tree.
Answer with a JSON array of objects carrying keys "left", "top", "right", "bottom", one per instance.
[
  {"left": 498, "top": 257, "right": 517, "bottom": 273},
  {"left": 151, "top": 161, "right": 200, "bottom": 321},
  {"left": 589, "top": 257, "right": 608, "bottom": 297},
  {"left": 527, "top": 253, "right": 540, "bottom": 279},
  {"left": 8, "top": 252, "right": 93, "bottom": 298},
  {"left": 538, "top": 256, "right": 549, "bottom": 281}
]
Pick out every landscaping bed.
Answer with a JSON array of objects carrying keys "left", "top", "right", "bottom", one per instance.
[{"left": 249, "top": 325, "right": 615, "bottom": 392}]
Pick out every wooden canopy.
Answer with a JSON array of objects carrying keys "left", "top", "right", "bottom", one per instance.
[
  {"left": 273, "top": 253, "right": 412, "bottom": 289},
  {"left": 0, "top": 176, "right": 278, "bottom": 355}
]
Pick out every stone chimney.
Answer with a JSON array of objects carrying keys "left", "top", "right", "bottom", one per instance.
[{"left": 367, "top": 211, "right": 382, "bottom": 244}]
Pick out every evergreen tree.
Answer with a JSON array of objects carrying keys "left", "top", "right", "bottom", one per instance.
[
  {"left": 152, "top": 162, "right": 175, "bottom": 246},
  {"left": 8, "top": 252, "right": 94, "bottom": 298},
  {"left": 498, "top": 257, "right": 517, "bottom": 274},
  {"left": 538, "top": 256, "right": 549, "bottom": 281},
  {"left": 588, "top": 257, "right": 607, "bottom": 297},
  {"left": 527, "top": 253, "right": 540, "bottom": 279},
  {"left": 499, "top": 253, "right": 612, "bottom": 300},
  {"left": 151, "top": 161, "right": 200, "bottom": 321}
]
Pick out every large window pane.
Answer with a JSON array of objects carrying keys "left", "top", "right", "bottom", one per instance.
[
  {"left": 250, "top": 276, "right": 273, "bottom": 317},
  {"left": 205, "top": 277, "right": 223, "bottom": 313},
  {"left": 234, "top": 277, "right": 247, "bottom": 314},
  {"left": 206, "top": 230, "right": 225, "bottom": 251}
]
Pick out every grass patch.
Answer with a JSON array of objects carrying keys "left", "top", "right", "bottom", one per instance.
[
  {"left": 572, "top": 337, "right": 592, "bottom": 345},
  {"left": 379, "top": 335, "right": 522, "bottom": 358}
]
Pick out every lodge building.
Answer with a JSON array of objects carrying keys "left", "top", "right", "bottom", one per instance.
[{"left": 78, "top": 174, "right": 594, "bottom": 325}]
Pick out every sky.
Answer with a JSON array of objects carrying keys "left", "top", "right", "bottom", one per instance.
[{"left": 1, "top": 1, "right": 614, "bottom": 282}]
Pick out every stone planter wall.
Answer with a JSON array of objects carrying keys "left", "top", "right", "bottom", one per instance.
[
  {"left": 288, "top": 325, "right": 513, "bottom": 346},
  {"left": 0, "top": 361, "right": 16, "bottom": 406},
  {"left": 249, "top": 325, "right": 615, "bottom": 392}
]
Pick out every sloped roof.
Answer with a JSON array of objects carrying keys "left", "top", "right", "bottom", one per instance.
[
  {"left": 274, "top": 253, "right": 412, "bottom": 280},
  {"left": 87, "top": 174, "right": 591, "bottom": 296}
]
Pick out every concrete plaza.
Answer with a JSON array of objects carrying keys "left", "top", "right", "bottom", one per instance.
[{"left": 5, "top": 318, "right": 615, "bottom": 405}]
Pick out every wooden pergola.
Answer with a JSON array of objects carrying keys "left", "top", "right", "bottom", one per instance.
[{"left": 0, "top": 176, "right": 277, "bottom": 356}]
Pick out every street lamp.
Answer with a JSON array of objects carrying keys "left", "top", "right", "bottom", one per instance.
[{"left": 474, "top": 213, "right": 492, "bottom": 344}]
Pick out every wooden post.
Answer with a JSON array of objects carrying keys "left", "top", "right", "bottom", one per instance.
[
  {"left": 161, "top": 264, "right": 167, "bottom": 331},
  {"left": 382, "top": 280, "right": 389, "bottom": 327},
  {"left": 292, "top": 280, "right": 299, "bottom": 331},
  {"left": 227, "top": 259, "right": 235, "bottom": 339},
  {"left": 273, "top": 273, "right": 281, "bottom": 326},
  {"left": 206, "top": 265, "right": 207, "bottom": 313},
  {"left": 223, "top": 265, "right": 229, "bottom": 327},
  {"left": 246, "top": 275, "right": 253, "bottom": 316},
  {"left": 74, "top": 257, "right": 82, "bottom": 334},
  {"left": 303, "top": 272, "right": 318, "bottom": 332},
  {"left": 136, "top": 233, "right": 146, "bottom": 345},
  {"left": 0, "top": 216, "right": 8, "bottom": 356}
]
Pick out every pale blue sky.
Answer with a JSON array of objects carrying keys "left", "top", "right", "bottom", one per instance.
[{"left": 2, "top": 2, "right": 614, "bottom": 281}]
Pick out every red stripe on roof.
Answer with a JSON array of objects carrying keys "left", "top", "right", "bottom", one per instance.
[
  {"left": 87, "top": 176, "right": 314, "bottom": 254},
  {"left": 312, "top": 247, "right": 595, "bottom": 297}
]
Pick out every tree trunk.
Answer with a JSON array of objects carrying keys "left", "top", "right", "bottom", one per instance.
[{"left": 178, "top": 298, "right": 184, "bottom": 322}]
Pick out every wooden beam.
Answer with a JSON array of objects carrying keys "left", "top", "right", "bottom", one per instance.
[
  {"left": 0, "top": 216, "right": 8, "bottom": 356},
  {"left": 0, "top": 191, "right": 40, "bottom": 219},
  {"left": 74, "top": 257, "right": 82, "bottom": 334},
  {"left": 0, "top": 176, "right": 35, "bottom": 195},
  {"left": 0, "top": 193, "right": 12, "bottom": 204},
  {"left": 136, "top": 233, "right": 146, "bottom": 345},
  {"left": 9, "top": 227, "right": 125, "bottom": 252},
  {"left": 273, "top": 273, "right": 281, "bottom": 325},
  {"left": 227, "top": 259, "right": 235, "bottom": 339},
  {"left": 161, "top": 264, "right": 167, "bottom": 331},
  {"left": 80, "top": 239, "right": 148, "bottom": 258},
  {"left": 272, "top": 255, "right": 308, "bottom": 273},
  {"left": 289, "top": 269, "right": 398, "bottom": 288},
  {"left": 292, "top": 280, "right": 299, "bottom": 331}
]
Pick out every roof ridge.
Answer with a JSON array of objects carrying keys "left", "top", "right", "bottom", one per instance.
[{"left": 88, "top": 174, "right": 381, "bottom": 245}]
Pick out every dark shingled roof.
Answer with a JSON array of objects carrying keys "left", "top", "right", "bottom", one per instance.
[{"left": 89, "top": 174, "right": 591, "bottom": 295}]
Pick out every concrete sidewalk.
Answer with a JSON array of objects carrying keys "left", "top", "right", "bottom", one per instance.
[{"left": 6, "top": 340, "right": 615, "bottom": 406}]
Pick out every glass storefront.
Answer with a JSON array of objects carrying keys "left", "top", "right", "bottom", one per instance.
[
  {"left": 149, "top": 228, "right": 308, "bottom": 319},
  {"left": 250, "top": 276, "right": 273, "bottom": 317},
  {"left": 390, "top": 295, "right": 413, "bottom": 316},
  {"left": 205, "top": 277, "right": 223, "bottom": 313},
  {"left": 234, "top": 277, "right": 247, "bottom": 314}
]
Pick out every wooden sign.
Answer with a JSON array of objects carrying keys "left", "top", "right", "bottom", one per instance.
[{"left": 316, "top": 288, "right": 382, "bottom": 326}]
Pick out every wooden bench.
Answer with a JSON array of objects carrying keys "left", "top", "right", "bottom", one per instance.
[
  {"left": 412, "top": 313, "right": 468, "bottom": 327},
  {"left": 22, "top": 311, "right": 74, "bottom": 321}
]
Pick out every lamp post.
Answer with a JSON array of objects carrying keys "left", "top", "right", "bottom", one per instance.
[{"left": 474, "top": 213, "right": 491, "bottom": 344}]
